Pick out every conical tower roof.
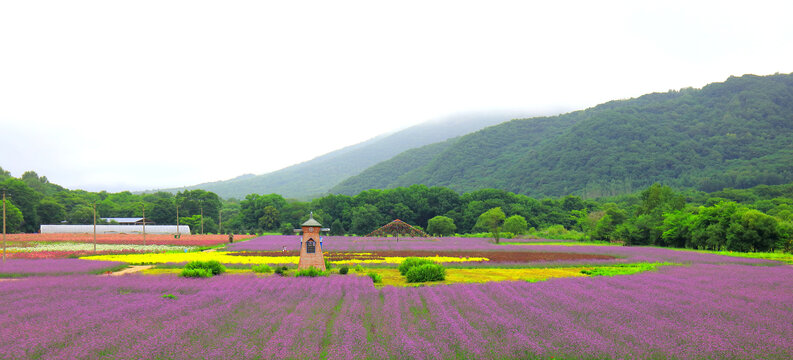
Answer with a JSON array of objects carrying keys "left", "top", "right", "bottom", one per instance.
[{"left": 301, "top": 212, "right": 322, "bottom": 227}]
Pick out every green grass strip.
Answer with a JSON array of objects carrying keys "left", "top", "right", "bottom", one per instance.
[
  {"left": 666, "top": 248, "right": 793, "bottom": 264},
  {"left": 580, "top": 262, "right": 673, "bottom": 277}
]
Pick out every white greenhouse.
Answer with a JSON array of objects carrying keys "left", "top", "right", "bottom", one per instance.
[{"left": 40, "top": 225, "right": 190, "bottom": 235}]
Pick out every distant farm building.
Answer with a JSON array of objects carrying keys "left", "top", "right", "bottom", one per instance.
[{"left": 40, "top": 224, "right": 190, "bottom": 235}]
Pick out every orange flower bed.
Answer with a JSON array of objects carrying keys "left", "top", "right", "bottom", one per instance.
[{"left": 4, "top": 233, "right": 255, "bottom": 246}]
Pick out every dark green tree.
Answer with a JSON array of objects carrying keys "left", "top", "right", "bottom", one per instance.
[
  {"left": 279, "top": 222, "right": 295, "bottom": 235},
  {"left": 350, "top": 204, "right": 384, "bottom": 235},
  {"left": 37, "top": 198, "right": 66, "bottom": 225},
  {"left": 426, "top": 215, "right": 456, "bottom": 236},
  {"left": 176, "top": 190, "right": 222, "bottom": 219},
  {"left": 330, "top": 219, "right": 345, "bottom": 235},
  {"left": 503, "top": 215, "right": 528, "bottom": 235},
  {"left": 476, "top": 207, "right": 506, "bottom": 243},
  {"left": 660, "top": 210, "right": 696, "bottom": 248},
  {"left": 725, "top": 208, "right": 779, "bottom": 252},
  {"left": 67, "top": 205, "right": 94, "bottom": 224},
  {"left": 148, "top": 198, "right": 176, "bottom": 225},
  {"left": 590, "top": 203, "right": 627, "bottom": 242},
  {"left": 1, "top": 178, "right": 41, "bottom": 232},
  {"left": 1, "top": 200, "right": 24, "bottom": 233},
  {"left": 690, "top": 201, "right": 740, "bottom": 250},
  {"left": 258, "top": 206, "right": 280, "bottom": 231}
]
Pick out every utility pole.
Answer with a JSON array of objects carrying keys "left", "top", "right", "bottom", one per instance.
[
  {"left": 93, "top": 202, "right": 97, "bottom": 253},
  {"left": 142, "top": 204, "right": 146, "bottom": 246},
  {"left": 219, "top": 209, "right": 222, "bottom": 234},
  {"left": 200, "top": 204, "right": 204, "bottom": 235},
  {"left": 176, "top": 205, "right": 180, "bottom": 238},
  {"left": 3, "top": 191, "right": 6, "bottom": 263}
]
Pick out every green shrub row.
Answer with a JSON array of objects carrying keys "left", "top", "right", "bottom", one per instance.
[
  {"left": 398, "top": 257, "right": 436, "bottom": 275},
  {"left": 274, "top": 266, "right": 289, "bottom": 275},
  {"left": 405, "top": 263, "right": 446, "bottom": 283},
  {"left": 181, "top": 260, "right": 226, "bottom": 278},
  {"left": 295, "top": 266, "right": 328, "bottom": 277},
  {"left": 252, "top": 264, "right": 273, "bottom": 273},
  {"left": 367, "top": 272, "right": 382, "bottom": 283},
  {"left": 399, "top": 257, "right": 446, "bottom": 283}
]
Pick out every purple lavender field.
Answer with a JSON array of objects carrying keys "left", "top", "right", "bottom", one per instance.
[
  {"left": 0, "top": 259, "right": 124, "bottom": 276},
  {"left": 1, "top": 264, "right": 792, "bottom": 359},
  {"left": 2, "top": 237, "right": 790, "bottom": 359}
]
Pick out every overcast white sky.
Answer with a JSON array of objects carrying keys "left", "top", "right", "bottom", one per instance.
[{"left": 2, "top": 0, "right": 792, "bottom": 192}]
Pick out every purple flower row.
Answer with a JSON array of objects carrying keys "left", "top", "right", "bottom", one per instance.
[
  {"left": 1, "top": 264, "right": 792, "bottom": 359},
  {"left": 0, "top": 259, "right": 124, "bottom": 275}
]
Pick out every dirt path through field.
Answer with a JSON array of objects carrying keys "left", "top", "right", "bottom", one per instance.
[{"left": 106, "top": 265, "right": 153, "bottom": 276}]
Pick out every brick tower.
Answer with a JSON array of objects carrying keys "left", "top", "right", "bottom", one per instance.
[{"left": 297, "top": 212, "right": 325, "bottom": 270}]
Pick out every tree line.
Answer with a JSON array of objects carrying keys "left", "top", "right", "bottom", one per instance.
[{"left": 1, "top": 167, "right": 791, "bottom": 253}]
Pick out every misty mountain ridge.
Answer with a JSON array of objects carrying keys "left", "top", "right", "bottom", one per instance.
[{"left": 154, "top": 111, "right": 540, "bottom": 199}]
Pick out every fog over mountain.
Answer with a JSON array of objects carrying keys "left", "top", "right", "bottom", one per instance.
[{"left": 154, "top": 111, "right": 551, "bottom": 199}]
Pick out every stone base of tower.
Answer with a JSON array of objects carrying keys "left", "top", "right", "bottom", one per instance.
[{"left": 298, "top": 252, "right": 326, "bottom": 270}]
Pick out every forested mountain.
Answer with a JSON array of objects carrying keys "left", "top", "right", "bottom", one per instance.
[
  {"left": 158, "top": 112, "right": 530, "bottom": 200},
  {"left": 333, "top": 73, "right": 793, "bottom": 198}
]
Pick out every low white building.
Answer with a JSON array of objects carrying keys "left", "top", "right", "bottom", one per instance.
[{"left": 40, "top": 224, "right": 190, "bottom": 235}]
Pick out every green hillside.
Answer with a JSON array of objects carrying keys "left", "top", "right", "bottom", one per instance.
[
  {"left": 156, "top": 112, "right": 528, "bottom": 199},
  {"left": 333, "top": 73, "right": 793, "bottom": 198},
  {"left": 331, "top": 113, "right": 583, "bottom": 195}
]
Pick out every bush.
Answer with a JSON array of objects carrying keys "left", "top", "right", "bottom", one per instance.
[
  {"left": 405, "top": 263, "right": 446, "bottom": 283},
  {"left": 184, "top": 260, "right": 226, "bottom": 276},
  {"left": 274, "top": 266, "right": 289, "bottom": 276},
  {"left": 398, "top": 257, "right": 436, "bottom": 276},
  {"left": 324, "top": 258, "right": 333, "bottom": 269},
  {"left": 367, "top": 272, "right": 382, "bottom": 283},
  {"left": 252, "top": 264, "right": 273, "bottom": 273},
  {"left": 181, "top": 260, "right": 226, "bottom": 278},
  {"left": 162, "top": 294, "right": 177, "bottom": 299},
  {"left": 354, "top": 264, "right": 364, "bottom": 273},
  {"left": 180, "top": 268, "right": 212, "bottom": 278},
  {"left": 295, "top": 266, "right": 327, "bottom": 277},
  {"left": 339, "top": 266, "right": 349, "bottom": 275}
]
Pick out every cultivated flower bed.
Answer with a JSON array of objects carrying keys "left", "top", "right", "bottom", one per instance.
[
  {"left": 7, "top": 243, "right": 196, "bottom": 253},
  {"left": 229, "top": 250, "right": 616, "bottom": 264},
  {"left": 0, "top": 259, "right": 125, "bottom": 276},
  {"left": 80, "top": 252, "right": 489, "bottom": 265},
  {"left": 225, "top": 235, "right": 779, "bottom": 265},
  {"left": 6, "top": 250, "right": 144, "bottom": 260},
  {"left": 5, "top": 233, "right": 253, "bottom": 247},
  {"left": 0, "top": 264, "right": 791, "bottom": 359}
]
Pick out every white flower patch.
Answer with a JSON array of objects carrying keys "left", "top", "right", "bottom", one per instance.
[{"left": 8, "top": 242, "right": 197, "bottom": 252}]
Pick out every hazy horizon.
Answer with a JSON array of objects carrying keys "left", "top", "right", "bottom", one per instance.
[{"left": 2, "top": 1, "right": 792, "bottom": 192}]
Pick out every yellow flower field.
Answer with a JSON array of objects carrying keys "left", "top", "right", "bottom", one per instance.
[
  {"left": 81, "top": 252, "right": 301, "bottom": 265},
  {"left": 359, "top": 267, "right": 591, "bottom": 287},
  {"left": 81, "top": 252, "right": 488, "bottom": 265}
]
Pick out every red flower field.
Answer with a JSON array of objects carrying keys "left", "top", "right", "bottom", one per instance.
[{"left": 4, "top": 233, "right": 255, "bottom": 247}]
